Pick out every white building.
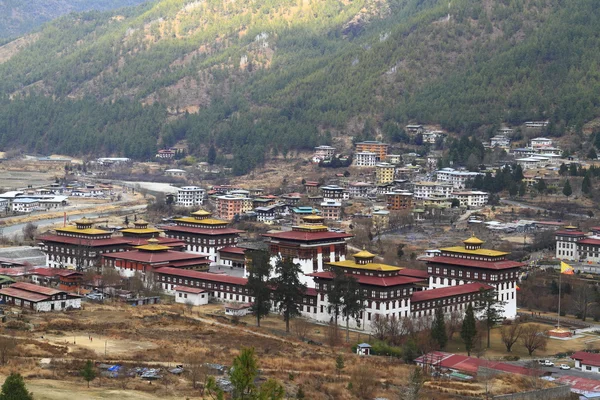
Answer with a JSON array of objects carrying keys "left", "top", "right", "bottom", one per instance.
[
  {"left": 12, "top": 198, "right": 40, "bottom": 213},
  {"left": 412, "top": 182, "right": 454, "bottom": 200},
  {"left": 174, "top": 286, "right": 208, "bottom": 306},
  {"left": 353, "top": 151, "right": 377, "bottom": 167},
  {"left": 530, "top": 137, "right": 553, "bottom": 148},
  {"left": 0, "top": 282, "right": 81, "bottom": 312},
  {"left": 451, "top": 191, "right": 489, "bottom": 208},
  {"left": 490, "top": 135, "right": 511, "bottom": 148},
  {"left": 348, "top": 182, "right": 373, "bottom": 198},
  {"left": 525, "top": 121, "right": 549, "bottom": 129},
  {"left": 313, "top": 145, "right": 335, "bottom": 162},
  {"left": 422, "top": 130, "right": 444, "bottom": 144},
  {"left": 165, "top": 168, "right": 187, "bottom": 177},
  {"left": 435, "top": 168, "right": 483, "bottom": 189},
  {"left": 176, "top": 186, "right": 205, "bottom": 207},
  {"left": 516, "top": 156, "right": 550, "bottom": 170},
  {"left": 571, "top": 352, "right": 600, "bottom": 374}
]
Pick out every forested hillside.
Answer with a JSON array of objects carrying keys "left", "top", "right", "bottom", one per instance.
[
  {"left": 0, "top": 0, "right": 149, "bottom": 38},
  {"left": 0, "top": 0, "right": 599, "bottom": 174}
]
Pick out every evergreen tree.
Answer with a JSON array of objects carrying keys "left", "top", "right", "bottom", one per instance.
[
  {"left": 508, "top": 183, "right": 518, "bottom": 198},
  {"left": 512, "top": 164, "right": 524, "bottom": 182},
  {"left": 335, "top": 354, "right": 345, "bottom": 378},
  {"left": 536, "top": 179, "right": 547, "bottom": 194},
  {"left": 563, "top": 179, "right": 573, "bottom": 198},
  {"left": 430, "top": 307, "right": 448, "bottom": 350},
  {"left": 461, "top": 304, "right": 477, "bottom": 356},
  {"left": 569, "top": 163, "right": 578, "bottom": 176},
  {"left": 207, "top": 144, "right": 217, "bottom": 165},
  {"left": 272, "top": 257, "right": 306, "bottom": 332},
  {"left": 246, "top": 250, "right": 272, "bottom": 327},
  {"left": 328, "top": 268, "right": 365, "bottom": 342},
  {"left": 518, "top": 182, "right": 527, "bottom": 197},
  {"left": 474, "top": 289, "right": 506, "bottom": 348},
  {"left": 230, "top": 347, "right": 259, "bottom": 399},
  {"left": 582, "top": 173, "right": 592, "bottom": 196},
  {"left": 81, "top": 360, "right": 96, "bottom": 388},
  {"left": 587, "top": 147, "right": 597, "bottom": 160},
  {"left": 559, "top": 163, "right": 569, "bottom": 176},
  {"left": 0, "top": 373, "right": 33, "bottom": 400}
]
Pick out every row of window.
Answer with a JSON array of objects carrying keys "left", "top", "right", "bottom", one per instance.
[
  {"left": 160, "top": 275, "right": 250, "bottom": 294},
  {"left": 167, "top": 234, "right": 236, "bottom": 245},
  {"left": 428, "top": 267, "right": 517, "bottom": 281}
]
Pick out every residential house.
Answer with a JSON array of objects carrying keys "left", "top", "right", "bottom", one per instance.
[
  {"left": 375, "top": 163, "right": 396, "bottom": 185},
  {"left": 353, "top": 151, "right": 377, "bottom": 167},
  {"left": 355, "top": 141, "right": 389, "bottom": 161},
  {"left": 0, "top": 282, "right": 81, "bottom": 312},
  {"left": 320, "top": 200, "right": 342, "bottom": 221},
  {"left": 176, "top": 186, "right": 205, "bottom": 207}
]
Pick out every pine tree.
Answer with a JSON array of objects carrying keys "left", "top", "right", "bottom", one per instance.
[
  {"left": 246, "top": 250, "right": 272, "bottom": 327},
  {"left": 335, "top": 354, "right": 345, "bottom": 378},
  {"left": 231, "top": 347, "right": 259, "bottom": 399},
  {"left": 582, "top": 173, "right": 592, "bottom": 196},
  {"left": 430, "top": 307, "right": 448, "bottom": 350},
  {"left": 272, "top": 257, "right": 306, "bottom": 332},
  {"left": 559, "top": 163, "right": 569, "bottom": 176},
  {"left": 0, "top": 373, "right": 33, "bottom": 400},
  {"left": 207, "top": 144, "right": 217, "bottom": 164},
  {"left": 81, "top": 360, "right": 96, "bottom": 388},
  {"left": 461, "top": 304, "right": 477, "bottom": 356},
  {"left": 563, "top": 179, "right": 573, "bottom": 198},
  {"left": 536, "top": 179, "right": 547, "bottom": 194},
  {"left": 518, "top": 182, "right": 527, "bottom": 197}
]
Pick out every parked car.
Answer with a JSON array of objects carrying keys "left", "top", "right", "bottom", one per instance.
[
  {"left": 541, "top": 360, "right": 554, "bottom": 367},
  {"left": 559, "top": 364, "right": 571, "bottom": 370}
]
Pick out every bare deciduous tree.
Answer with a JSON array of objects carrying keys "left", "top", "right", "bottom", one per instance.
[
  {"left": 446, "top": 310, "right": 463, "bottom": 341},
  {"left": 500, "top": 321, "right": 523, "bottom": 352},
  {"left": 520, "top": 324, "right": 548, "bottom": 356},
  {"left": 293, "top": 319, "right": 311, "bottom": 340},
  {"left": 350, "top": 364, "right": 377, "bottom": 400},
  {"left": 22, "top": 222, "right": 38, "bottom": 241},
  {"left": 0, "top": 336, "right": 16, "bottom": 364},
  {"left": 186, "top": 351, "right": 205, "bottom": 390}
]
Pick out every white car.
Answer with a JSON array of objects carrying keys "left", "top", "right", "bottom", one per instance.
[
  {"left": 559, "top": 364, "right": 571, "bottom": 370},
  {"left": 541, "top": 360, "right": 554, "bottom": 367}
]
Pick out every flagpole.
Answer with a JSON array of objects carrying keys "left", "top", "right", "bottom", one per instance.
[{"left": 557, "top": 266, "right": 561, "bottom": 329}]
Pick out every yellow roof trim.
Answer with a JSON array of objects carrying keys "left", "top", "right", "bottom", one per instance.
[
  {"left": 191, "top": 210, "right": 212, "bottom": 216},
  {"left": 135, "top": 244, "right": 171, "bottom": 251},
  {"left": 463, "top": 235, "right": 484, "bottom": 245},
  {"left": 329, "top": 260, "right": 400, "bottom": 271},
  {"left": 120, "top": 228, "right": 162, "bottom": 234},
  {"left": 440, "top": 246, "right": 508, "bottom": 257},
  {"left": 56, "top": 226, "right": 110, "bottom": 235},
  {"left": 353, "top": 250, "right": 376, "bottom": 258},
  {"left": 175, "top": 217, "right": 228, "bottom": 225}
]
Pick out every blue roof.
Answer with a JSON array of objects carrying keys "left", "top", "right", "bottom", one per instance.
[{"left": 357, "top": 343, "right": 372, "bottom": 348}]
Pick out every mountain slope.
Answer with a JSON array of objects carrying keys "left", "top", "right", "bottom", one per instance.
[
  {"left": 0, "top": 0, "right": 599, "bottom": 173},
  {"left": 0, "top": 0, "right": 150, "bottom": 39}
]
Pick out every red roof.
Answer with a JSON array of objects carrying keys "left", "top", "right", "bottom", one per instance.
[
  {"left": 411, "top": 283, "right": 493, "bottom": 303},
  {"left": 0, "top": 287, "right": 49, "bottom": 302},
  {"left": 426, "top": 256, "right": 524, "bottom": 270},
  {"left": 218, "top": 246, "right": 246, "bottom": 255},
  {"left": 154, "top": 267, "right": 248, "bottom": 285},
  {"left": 263, "top": 231, "right": 353, "bottom": 242},
  {"left": 555, "top": 230, "right": 586, "bottom": 236},
  {"left": 103, "top": 249, "right": 210, "bottom": 264},
  {"left": 557, "top": 375, "right": 600, "bottom": 394},
  {"left": 29, "top": 268, "right": 56, "bottom": 277},
  {"left": 398, "top": 268, "right": 429, "bottom": 279},
  {"left": 578, "top": 238, "right": 600, "bottom": 246},
  {"left": 37, "top": 234, "right": 131, "bottom": 247},
  {"left": 415, "top": 352, "right": 543, "bottom": 376},
  {"left": 29, "top": 268, "right": 81, "bottom": 277},
  {"left": 161, "top": 226, "right": 243, "bottom": 236},
  {"left": 307, "top": 271, "right": 425, "bottom": 287},
  {"left": 305, "top": 287, "right": 317, "bottom": 297},
  {"left": 173, "top": 286, "right": 205, "bottom": 294},
  {"left": 571, "top": 351, "right": 600, "bottom": 367},
  {"left": 125, "top": 237, "right": 186, "bottom": 247},
  {"left": 11, "top": 282, "right": 63, "bottom": 296}
]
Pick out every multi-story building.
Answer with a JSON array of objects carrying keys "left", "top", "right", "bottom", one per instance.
[
  {"left": 263, "top": 214, "right": 353, "bottom": 286},
  {"left": 355, "top": 141, "right": 389, "bottom": 161},
  {"left": 435, "top": 168, "right": 483, "bottom": 189},
  {"left": 102, "top": 238, "right": 211, "bottom": 277},
  {"left": 120, "top": 219, "right": 185, "bottom": 248},
  {"left": 156, "top": 149, "right": 175, "bottom": 159},
  {"left": 161, "top": 210, "right": 243, "bottom": 264},
  {"left": 386, "top": 191, "right": 413, "bottom": 210},
  {"left": 348, "top": 182, "right": 373, "bottom": 198},
  {"left": 320, "top": 200, "right": 342, "bottom": 221},
  {"left": 320, "top": 185, "right": 346, "bottom": 200},
  {"left": 375, "top": 163, "right": 395, "bottom": 185},
  {"left": 451, "top": 191, "right": 489, "bottom": 208},
  {"left": 354, "top": 152, "right": 377, "bottom": 167},
  {"left": 405, "top": 125, "right": 424, "bottom": 134},
  {"left": 490, "top": 135, "right": 511, "bottom": 149},
  {"left": 38, "top": 218, "right": 132, "bottom": 270},
  {"left": 530, "top": 137, "right": 553, "bottom": 148},
  {"left": 176, "top": 186, "right": 205, "bottom": 207},
  {"left": 425, "top": 236, "right": 524, "bottom": 319},
  {"left": 313, "top": 145, "right": 336, "bottom": 162},
  {"left": 412, "top": 182, "right": 454, "bottom": 200},
  {"left": 555, "top": 226, "right": 588, "bottom": 261},
  {"left": 216, "top": 195, "right": 251, "bottom": 220},
  {"left": 525, "top": 121, "right": 549, "bottom": 129},
  {"left": 372, "top": 209, "right": 390, "bottom": 230},
  {"left": 422, "top": 131, "right": 444, "bottom": 144}
]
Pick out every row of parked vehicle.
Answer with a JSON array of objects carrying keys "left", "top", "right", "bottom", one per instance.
[{"left": 538, "top": 359, "right": 571, "bottom": 369}]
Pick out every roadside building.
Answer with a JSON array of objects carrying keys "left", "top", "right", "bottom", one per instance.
[
  {"left": 412, "top": 182, "right": 453, "bottom": 199},
  {"left": 451, "top": 191, "right": 489, "bottom": 208},
  {"left": 0, "top": 282, "right": 81, "bottom": 311},
  {"left": 12, "top": 198, "right": 40, "bottom": 213},
  {"left": 405, "top": 125, "right": 424, "bottom": 134},
  {"left": 435, "top": 168, "right": 483, "bottom": 189},
  {"left": 176, "top": 186, "right": 205, "bottom": 207},
  {"left": 156, "top": 149, "right": 175, "bottom": 159},
  {"left": 372, "top": 209, "right": 390, "bottom": 230},
  {"left": 571, "top": 351, "right": 600, "bottom": 374},
  {"left": 216, "top": 195, "right": 247, "bottom": 220}
]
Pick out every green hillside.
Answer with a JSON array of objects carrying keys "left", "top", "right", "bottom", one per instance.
[
  {"left": 0, "top": 0, "right": 599, "bottom": 173},
  {"left": 0, "top": 0, "right": 150, "bottom": 39}
]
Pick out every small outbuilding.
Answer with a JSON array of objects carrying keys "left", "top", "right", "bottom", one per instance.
[
  {"left": 224, "top": 303, "right": 252, "bottom": 317},
  {"left": 356, "top": 343, "right": 372, "bottom": 356},
  {"left": 174, "top": 286, "right": 208, "bottom": 306},
  {"left": 571, "top": 351, "right": 600, "bottom": 373}
]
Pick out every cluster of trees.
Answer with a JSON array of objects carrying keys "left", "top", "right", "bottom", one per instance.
[
  {"left": 470, "top": 164, "right": 525, "bottom": 195},
  {"left": 0, "top": 0, "right": 595, "bottom": 173}
]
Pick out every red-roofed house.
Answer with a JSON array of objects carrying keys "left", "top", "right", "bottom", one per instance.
[
  {"left": 29, "top": 268, "right": 83, "bottom": 292},
  {"left": 174, "top": 286, "right": 208, "bottom": 306},
  {"left": 0, "top": 282, "right": 81, "bottom": 311},
  {"left": 217, "top": 246, "right": 246, "bottom": 270},
  {"left": 571, "top": 351, "right": 600, "bottom": 373}
]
